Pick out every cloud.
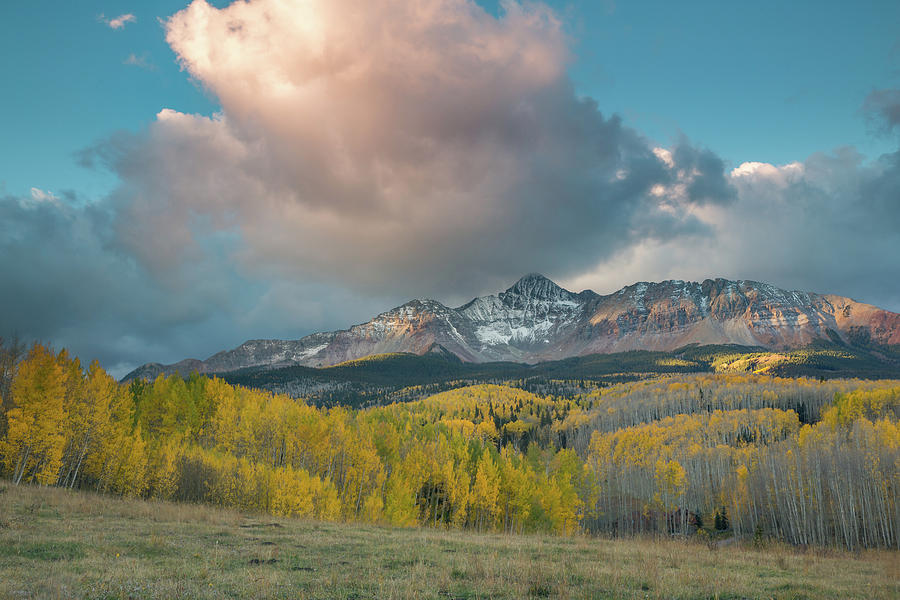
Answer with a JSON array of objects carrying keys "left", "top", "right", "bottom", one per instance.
[
  {"left": 0, "top": 190, "right": 389, "bottom": 377},
  {"left": 2, "top": 0, "right": 897, "bottom": 376},
  {"left": 567, "top": 147, "right": 900, "bottom": 313},
  {"left": 729, "top": 161, "right": 803, "bottom": 182},
  {"left": 100, "top": 13, "right": 137, "bottom": 29},
  {"left": 124, "top": 53, "right": 156, "bottom": 70},
  {"left": 864, "top": 89, "right": 900, "bottom": 136},
  {"left": 28, "top": 187, "right": 60, "bottom": 204},
  {"left": 0, "top": 193, "right": 163, "bottom": 375},
  {"left": 88, "top": 0, "right": 729, "bottom": 302}
]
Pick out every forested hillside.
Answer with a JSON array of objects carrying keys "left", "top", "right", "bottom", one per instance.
[
  {"left": 219, "top": 342, "right": 900, "bottom": 408},
  {"left": 1, "top": 340, "right": 898, "bottom": 550}
]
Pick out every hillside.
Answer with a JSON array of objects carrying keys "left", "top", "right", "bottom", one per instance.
[
  {"left": 3, "top": 343, "right": 898, "bottom": 552},
  {"left": 221, "top": 342, "right": 900, "bottom": 407},
  {"left": 124, "top": 274, "right": 900, "bottom": 381}
]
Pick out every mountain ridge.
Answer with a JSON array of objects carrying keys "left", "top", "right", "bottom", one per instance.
[{"left": 123, "top": 274, "right": 900, "bottom": 382}]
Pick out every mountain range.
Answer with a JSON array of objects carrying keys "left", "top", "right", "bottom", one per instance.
[{"left": 124, "top": 274, "right": 900, "bottom": 382}]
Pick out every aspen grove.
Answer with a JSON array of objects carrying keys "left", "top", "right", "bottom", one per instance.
[{"left": 0, "top": 341, "right": 897, "bottom": 550}]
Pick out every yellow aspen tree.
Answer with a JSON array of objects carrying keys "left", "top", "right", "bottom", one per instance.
[
  {"left": 498, "top": 446, "right": 532, "bottom": 533},
  {"left": 1, "top": 344, "right": 68, "bottom": 485},
  {"left": 146, "top": 437, "right": 180, "bottom": 499},
  {"left": 270, "top": 465, "right": 316, "bottom": 517},
  {"left": 59, "top": 360, "right": 115, "bottom": 489},
  {"left": 470, "top": 452, "right": 500, "bottom": 532},
  {"left": 360, "top": 490, "right": 385, "bottom": 523},
  {"left": 107, "top": 426, "right": 149, "bottom": 498},
  {"left": 314, "top": 476, "right": 342, "bottom": 521},
  {"left": 84, "top": 382, "right": 148, "bottom": 497},
  {"left": 383, "top": 464, "right": 419, "bottom": 526}
]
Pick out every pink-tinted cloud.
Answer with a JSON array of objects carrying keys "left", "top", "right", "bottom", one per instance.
[
  {"left": 124, "top": 53, "right": 155, "bottom": 70},
  {"left": 97, "top": 0, "right": 722, "bottom": 299},
  {"left": 100, "top": 13, "right": 137, "bottom": 29}
]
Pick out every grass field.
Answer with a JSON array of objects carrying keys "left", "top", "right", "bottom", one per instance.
[{"left": 0, "top": 483, "right": 896, "bottom": 599}]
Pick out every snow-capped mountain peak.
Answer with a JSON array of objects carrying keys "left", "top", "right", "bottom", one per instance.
[
  {"left": 452, "top": 275, "right": 587, "bottom": 350},
  {"left": 502, "top": 273, "right": 570, "bottom": 300},
  {"left": 123, "top": 275, "right": 900, "bottom": 381}
]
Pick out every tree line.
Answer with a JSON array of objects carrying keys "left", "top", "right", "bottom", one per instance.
[{"left": 0, "top": 340, "right": 897, "bottom": 549}]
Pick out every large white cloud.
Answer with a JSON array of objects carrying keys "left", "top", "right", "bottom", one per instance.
[{"left": 95, "top": 0, "right": 729, "bottom": 299}]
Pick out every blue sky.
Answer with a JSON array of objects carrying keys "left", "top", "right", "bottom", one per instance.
[
  {"left": 558, "top": 0, "right": 899, "bottom": 164},
  {"left": 1, "top": 1, "right": 217, "bottom": 199},
  {"left": 2, "top": 0, "right": 897, "bottom": 201},
  {"left": 1, "top": 0, "right": 899, "bottom": 374}
]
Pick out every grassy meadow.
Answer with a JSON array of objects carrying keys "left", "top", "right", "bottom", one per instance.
[{"left": 0, "top": 483, "right": 896, "bottom": 600}]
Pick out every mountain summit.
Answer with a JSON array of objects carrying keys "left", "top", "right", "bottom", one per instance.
[
  {"left": 124, "top": 275, "right": 900, "bottom": 381},
  {"left": 503, "top": 273, "right": 572, "bottom": 300}
]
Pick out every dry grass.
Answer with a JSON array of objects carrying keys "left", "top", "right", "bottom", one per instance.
[{"left": 0, "top": 482, "right": 896, "bottom": 599}]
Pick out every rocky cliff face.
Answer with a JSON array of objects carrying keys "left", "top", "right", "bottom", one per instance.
[{"left": 123, "top": 274, "right": 900, "bottom": 381}]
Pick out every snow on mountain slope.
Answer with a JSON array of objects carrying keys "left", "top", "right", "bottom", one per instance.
[
  {"left": 123, "top": 274, "right": 900, "bottom": 381},
  {"left": 458, "top": 273, "right": 590, "bottom": 352}
]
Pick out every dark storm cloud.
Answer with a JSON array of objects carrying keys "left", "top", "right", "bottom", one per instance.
[
  {"left": 726, "top": 148, "right": 900, "bottom": 310},
  {"left": 0, "top": 188, "right": 393, "bottom": 375},
  {"left": 0, "top": 191, "right": 238, "bottom": 373},
  {"left": 671, "top": 142, "right": 736, "bottom": 206},
  {"left": 576, "top": 144, "right": 900, "bottom": 313}
]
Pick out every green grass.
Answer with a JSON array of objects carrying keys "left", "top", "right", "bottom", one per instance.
[{"left": 1, "top": 484, "right": 897, "bottom": 599}]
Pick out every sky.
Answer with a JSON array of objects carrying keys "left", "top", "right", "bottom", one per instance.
[{"left": 1, "top": 0, "right": 899, "bottom": 377}]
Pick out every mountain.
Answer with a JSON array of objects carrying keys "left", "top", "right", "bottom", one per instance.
[{"left": 123, "top": 274, "right": 900, "bottom": 381}]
